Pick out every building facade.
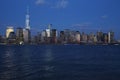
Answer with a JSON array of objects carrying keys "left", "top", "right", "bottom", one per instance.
[
  {"left": 23, "top": 29, "right": 31, "bottom": 44},
  {"left": 6, "top": 27, "right": 14, "bottom": 38},
  {"left": 16, "top": 28, "right": 24, "bottom": 44}
]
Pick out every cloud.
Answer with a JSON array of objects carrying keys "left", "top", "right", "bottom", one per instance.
[
  {"left": 72, "top": 23, "right": 92, "bottom": 28},
  {"left": 71, "top": 23, "right": 100, "bottom": 31},
  {"left": 55, "top": 0, "right": 68, "bottom": 8},
  {"left": 101, "top": 15, "right": 108, "bottom": 19},
  {"left": 35, "top": 0, "right": 69, "bottom": 9},
  {"left": 35, "top": 0, "right": 46, "bottom": 5}
]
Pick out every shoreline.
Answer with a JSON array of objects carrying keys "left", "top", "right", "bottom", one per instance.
[{"left": 0, "top": 42, "right": 120, "bottom": 46}]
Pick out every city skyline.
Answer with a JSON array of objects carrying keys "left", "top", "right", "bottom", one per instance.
[{"left": 0, "top": 0, "right": 120, "bottom": 39}]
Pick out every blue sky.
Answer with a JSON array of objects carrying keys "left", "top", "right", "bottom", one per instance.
[{"left": 0, "top": 0, "right": 120, "bottom": 39}]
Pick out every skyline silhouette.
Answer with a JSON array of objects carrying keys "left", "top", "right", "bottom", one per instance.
[{"left": 0, "top": 0, "right": 120, "bottom": 39}]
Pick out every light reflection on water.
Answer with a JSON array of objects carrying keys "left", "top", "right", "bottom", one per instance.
[
  {"left": 44, "top": 46, "right": 54, "bottom": 62},
  {"left": 42, "top": 46, "right": 55, "bottom": 78},
  {"left": 0, "top": 46, "right": 35, "bottom": 79},
  {"left": 0, "top": 46, "right": 56, "bottom": 79},
  {"left": 0, "top": 45, "right": 120, "bottom": 80},
  {"left": 1, "top": 47, "right": 16, "bottom": 80}
]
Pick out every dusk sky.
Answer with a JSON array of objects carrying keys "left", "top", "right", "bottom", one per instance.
[{"left": 0, "top": 0, "right": 120, "bottom": 39}]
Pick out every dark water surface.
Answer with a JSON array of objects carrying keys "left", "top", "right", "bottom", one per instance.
[{"left": 0, "top": 45, "right": 120, "bottom": 80}]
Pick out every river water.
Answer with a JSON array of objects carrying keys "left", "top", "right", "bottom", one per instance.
[{"left": 0, "top": 45, "right": 120, "bottom": 80}]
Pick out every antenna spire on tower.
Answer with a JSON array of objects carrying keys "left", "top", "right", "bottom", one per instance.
[{"left": 27, "top": 6, "right": 29, "bottom": 14}]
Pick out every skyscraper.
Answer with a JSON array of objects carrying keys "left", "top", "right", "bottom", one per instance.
[
  {"left": 25, "top": 6, "right": 30, "bottom": 30},
  {"left": 75, "top": 31, "right": 81, "bottom": 43},
  {"left": 108, "top": 31, "right": 114, "bottom": 43},
  {"left": 6, "top": 26, "right": 14, "bottom": 38},
  {"left": 23, "top": 29, "right": 31, "bottom": 44},
  {"left": 46, "top": 24, "right": 52, "bottom": 38},
  {"left": 16, "top": 28, "right": 24, "bottom": 44},
  {"left": 51, "top": 29, "right": 57, "bottom": 43}
]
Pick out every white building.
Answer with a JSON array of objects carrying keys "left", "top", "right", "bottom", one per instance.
[
  {"left": 25, "top": 7, "right": 30, "bottom": 30},
  {"left": 41, "top": 30, "right": 47, "bottom": 42},
  {"left": 75, "top": 33, "right": 81, "bottom": 43},
  {"left": 46, "top": 29, "right": 51, "bottom": 37},
  {"left": 6, "top": 26, "right": 14, "bottom": 38}
]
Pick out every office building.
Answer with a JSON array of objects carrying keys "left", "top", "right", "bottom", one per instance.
[
  {"left": 97, "top": 31, "right": 103, "bottom": 43},
  {"left": 46, "top": 24, "right": 52, "bottom": 38},
  {"left": 46, "top": 29, "right": 51, "bottom": 38},
  {"left": 59, "top": 31, "right": 65, "bottom": 43},
  {"left": 88, "top": 32, "right": 94, "bottom": 42},
  {"left": 16, "top": 28, "right": 24, "bottom": 43},
  {"left": 0, "top": 34, "right": 2, "bottom": 43},
  {"left": 7, "top": 32, "right": 16, "bottom": 44},
  {"left": 6, "top": 26, "right": 14, "bottom": 38},
  {"left": 23, "top": 29, "right": 31, "bottom": 43},
  {"left": 103, "top": 33, "right": 108, "bottom": 43},
  {"left": 41, "top": 30, "right": 47, "bottom": 43},
  {"left": 93, "top": 35, "right": 97, "bottom": 43},
  {"left": 108, "top": 31, "right": 114, "bottom": 43},
  {"left": 81, "top": 32, "right": 88, "bottom": 43},
  {"left": 51, "top": 29, "right": 57, "bottom": 43},
  {"left": 64, "top": 29, "right": 71, "bottom": 43},
  {"left": 75, "top": 31, "right": 81, "bottom": 43}
]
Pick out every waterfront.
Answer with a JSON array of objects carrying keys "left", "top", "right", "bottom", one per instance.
[{"left": 0, "top": 45, "right": 120, "bottom": 80}]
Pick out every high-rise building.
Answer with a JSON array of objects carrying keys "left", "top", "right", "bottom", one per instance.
[
  {"left": 81, "top": 32, "right": 88, "bottom": 43},
  {"left": 93, "top": 35, "right": 97, "bottom": 43},
  {"left": 35, "top": 32, "right": 41, "bottom": 44},
  {"left": 23, "top": 29, "right": 31, "bottom": 43},
  {"left": 108, "top": 31, "right": 114, "bottom": 43},
  {"left": 59, "top": 31, "right": 65, "bottom": 43},
  {"left": 7, "top": 32, "right": 16, "bottom": 44},
  {"left": 75, "top": 31, "right": 81, "bottom": 43},
  {"left": 51, "top": 29, "right": 57, "bottom": 43},
  {"left": 64, "top": 29, "right": 71, "bottom": 43},
  {"left": 0, "top": 34, "right": 2, "bottom": 43},
  {"left": 46, "top": 24, "right": 52, "bottom": 38},
  {"left": 6, "top": 27, "right": 14, "bottom": 38},
  {"left": 108, "top": 32, "right": 111, "bottom": 43},
  {"left": 41, "top": 30, "right": 47, "bottom": 43},
  {"left": 97, "top": 31, "right": 103, "bottom": 43},
  {"left": 8, "top": 32, "right": 16, "bottom": 39},
  {"left": 48, "top": 24, "right": 52, "bottom": 30},
  {"left": 103, "top": 33, "right": 108, "bottom": 43},
  {"left": 88, "top": 32, "right": 94, "bottom": 42},
  {"left": 16, "top": 28, "right": 24, "bottom": 43},
  {"left": 25, "top": 6, "right": 30, "bottom": 30},
  {"left": 46, "top": 29, "right": 51, "bottom": 38}
]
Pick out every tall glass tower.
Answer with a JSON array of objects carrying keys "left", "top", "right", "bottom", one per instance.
[{"left": 25, "top": 6, "right": 30, "bottom": 30}]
